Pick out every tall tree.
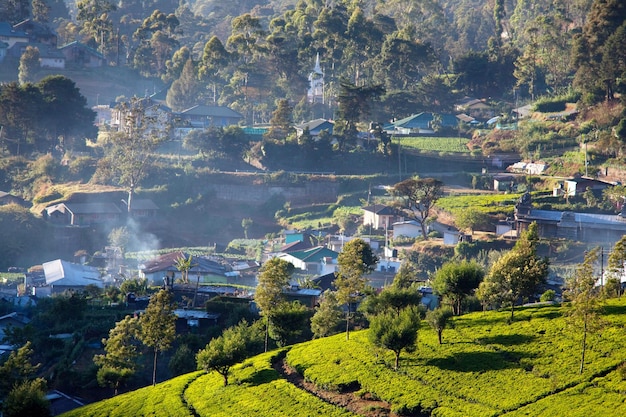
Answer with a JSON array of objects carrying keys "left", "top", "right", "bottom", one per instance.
[
  {"left": 133, "top": 10, "right": 180, "bottom": 77},
  {"left": 477, "top": 222, "right": 549, "bottom": 319},
  {"left": 76, "top": 0, "right": 116, "bottom": 55},
  {"left": 391, "top": 177, "right": 444, "bottom": 239},
  {"left": 572, "top": 0, "right": 626, "bottom": 102},
  {"left": 264, "top": 99, "right": 294, "bottom": 141},
  {"left": 432, "top": 260, "right": 484, "bottom": 315},
  {"left": 335, "top": 238, "right": 378, "bottom": 340},
  {"left": 166, "top": 58, "right": 200, "bottom": 111},
  {"left": 18, "top": 46, "right": 40, "bottom": 85},
  {"left": 93, "top": 315, "right": 140, "bottom": 395},
  {"left": 227, "top": 13, "right": 266, "bottom": 67},
  {"left": 93, "top": 97, "right": 168, "bottom": 214},
  {"left": 255, "top": 257, "right": 294, "bottom": 351},
  {"left": 334, "top": 79, "right": 384, "bottom": 151},
  {"left": 139, "top": 289, "right": 177, "bottom": 386},
  {"left": 199, "top": 36, "right": 230, "bottom": 104},
  {"left": 37, "top": 75, "right": 97, "bottom": 150},
  {"left": 564, "top": 247, "right": 606, "bottom": 374},
  {"left": 163, "top": 46, "right": 191, "bottom": 84}
]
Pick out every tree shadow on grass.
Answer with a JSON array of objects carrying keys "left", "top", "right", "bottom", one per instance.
[
  {"left": 603, "top": 304, "right": 626, "bottom": 316},
  {"left": 425, "top": 350, "right": 535, "bottom": 372},
  {"left": 531, "top": 309, "right": 562, "bottom": 320},
  {"left": 476, "top": 334, "right": 536, "bottom": 346},
  {"left": 240, "top": 369, "right": 280, "bottom": 386}
]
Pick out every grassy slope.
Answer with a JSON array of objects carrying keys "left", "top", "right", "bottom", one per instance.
[{"left": 62, "top": 299, "right": 626, "bottom": 417}]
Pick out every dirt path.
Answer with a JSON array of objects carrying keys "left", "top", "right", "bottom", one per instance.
[{"left": 273, "top": 357, "right": 396, "bottom": 417}]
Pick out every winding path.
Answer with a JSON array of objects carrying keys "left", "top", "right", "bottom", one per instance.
[{"left": 272, "top": 357, "right": 395, "bottom": 417}]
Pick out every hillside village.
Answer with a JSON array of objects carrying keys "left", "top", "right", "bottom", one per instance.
[{"left": 0, "top": 0, "right": 625, "bottom": 415}]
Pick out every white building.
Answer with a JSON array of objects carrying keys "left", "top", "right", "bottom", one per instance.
[
  {"left": 39, "top": 259, "right": 103, "bottom": 296},
  {"left": 307, "top": 53, "right": 324, "bottom": 104}
]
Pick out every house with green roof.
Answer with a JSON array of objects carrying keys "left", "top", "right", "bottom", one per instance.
[
  {"left": 277, "top": 246, "right": 339, "bottom": 275},
  {"left": 176, "top": 105, "right": 243, "bottom": 129}
]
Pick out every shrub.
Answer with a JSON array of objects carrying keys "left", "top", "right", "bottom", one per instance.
[{"left": 540, "top": 290, "right": 556, "bottom": 302}]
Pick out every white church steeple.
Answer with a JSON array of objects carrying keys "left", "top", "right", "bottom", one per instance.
[{"left": 307, "top": 53, "right": 324, "bottom": 104}]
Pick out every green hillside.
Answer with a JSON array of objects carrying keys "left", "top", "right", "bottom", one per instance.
[{"left": 62, "top": 299, "right": 626, "bottom": 417}]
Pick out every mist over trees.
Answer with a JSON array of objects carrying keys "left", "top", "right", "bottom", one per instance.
[{"left": 3, "top": 0, "right": 617, "bottom": 132}]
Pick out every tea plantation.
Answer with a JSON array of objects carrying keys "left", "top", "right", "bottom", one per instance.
[{"left": 62, "top": 299, "right": 626, "bottom": 417}]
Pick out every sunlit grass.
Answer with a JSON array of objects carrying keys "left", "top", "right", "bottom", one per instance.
[
  {"left": 398, "top": 137, "right": 471, "bottom": 153},
  {"left": 61, "top": 299, "right": 626, "bottom": 417}
]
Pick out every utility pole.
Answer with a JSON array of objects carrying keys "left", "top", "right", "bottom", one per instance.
[{"left": 397, "top": 135, "right": 401, "bottom": 181}]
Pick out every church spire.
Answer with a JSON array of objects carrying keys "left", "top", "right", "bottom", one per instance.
[
  {"left": 308, "top": 53, "right": 324, "bottom": 104},
  {"left": 314, "top": 52, "right": 322, "bottom": 74}
]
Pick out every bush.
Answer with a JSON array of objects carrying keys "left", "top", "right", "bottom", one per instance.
[{"left": 540, "top": 290, "right": 556, "bottom": 302}]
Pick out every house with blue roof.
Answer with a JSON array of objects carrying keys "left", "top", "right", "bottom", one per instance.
[
  {"left": 294, "top": 119, "right": 334, "bottom": 137},
  {"left": 383, "top": 112, "right": 459, "bottom": 135},
  {"left": 0, "top": 22, "right": 29, "bottom": 49},
  {"left": 277, "top": 246, "right": 339, "bottom": 275}
]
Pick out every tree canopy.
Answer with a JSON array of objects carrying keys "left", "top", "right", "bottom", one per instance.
[
  {"left": 391, "top": 177, "right": 444, "bottom": 239},
  {"left": 477, "top": 222, "right": 549, "bottom": 319}
]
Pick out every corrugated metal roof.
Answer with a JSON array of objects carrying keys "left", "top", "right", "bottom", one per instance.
[
  {"left": 140, "top": 251, "right": 226, "bottom": 275},
  {"left": 179, "top": 105, "right": 243, "bottom": 118},
  {"left": 526, "top": 209, "right": 626, "bottom": 227},
  {"left": 42, "top": 259, "right": 103, "bottom": 287},
  {"left": 363, "top": 204, "right": 396, "bottom": 215},
  {"left": 64, "top": 202, "right": 122, "bottom": 214}
]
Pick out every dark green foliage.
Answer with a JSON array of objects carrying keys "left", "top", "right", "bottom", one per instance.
[
  {"left": 0, "top": 205, "right": 49, "bottom": 270},
  {"left": 533, "top": 92, "right": 581, "bottom": 113},
  {"left": 478, "top": 223, "right": 549, "bottom": 319},
  {"left": 205, "top": 297, "right": 258, "bottom": 328},
  {"left": 2, "top": 378, "right": 50, "bottom": 417},
  {"left": 336, "top": 239, "right": 378, "bottom": 340},
  {"left": 0, "top": 342, "right": 40, "bottom": 397},
  {"left": 360, "top": 286, "right": 422, "bottom": 318},
  {"left": 369, "top": 306, "right": 420, "bottom": 370},
  {"left": 168, "top": 344, "right": 197, "bottom": 377},
  {"left": 94, "top": 315, "right": 140, "bottom": 395},
  {"left": 311, "top": 290, "right": 344, "bottom": 339},
  {"left": 426, "top": 307, "right": 454, "bottom": 345},
  {"left": 432, "top": 260, "right": 484, "bottom": 315},
  {"left": 0, "top": 77, "right": 95, "bottom": 155},
  {"left": 269, "top": 301, "right": 313, "bottom": 347},
  {"left": 196, "top": 321, "right": 262, "bottom": 386}
]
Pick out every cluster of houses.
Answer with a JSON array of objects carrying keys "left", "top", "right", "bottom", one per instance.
[{"left": 0, "top": 20, "right": 105, "bottom": 69}]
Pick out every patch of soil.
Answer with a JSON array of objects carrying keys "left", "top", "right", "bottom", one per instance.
[{"left": 273, "top": 358, "right": 397, "bottom": 417}]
